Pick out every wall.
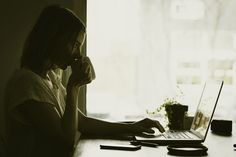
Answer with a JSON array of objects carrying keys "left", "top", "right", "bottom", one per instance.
[{"left": 0, "top": 0, "right": 86, "bottom": 141}]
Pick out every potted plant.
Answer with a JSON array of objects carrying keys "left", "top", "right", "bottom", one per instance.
[
  {"left": 147, "top": 85, "right": 189, "bottom": 130},
  {"left": 146, "top": 85, "right": 189, "bottom": 130},
  {"left": 159, "top": 98, "right": 188, "bottom": 130}
]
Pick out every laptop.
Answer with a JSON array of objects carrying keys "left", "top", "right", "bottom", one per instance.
[{"left": 135, "top": 80, "right": 224, "bottom": 145}]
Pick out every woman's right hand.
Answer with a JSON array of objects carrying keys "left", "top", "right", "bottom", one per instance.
[
  {"left": 67, "top": 57, "right": 95, "bottom": 88},
  {"left": 128, "top": 118, "right": 165, "bottom": 135}
]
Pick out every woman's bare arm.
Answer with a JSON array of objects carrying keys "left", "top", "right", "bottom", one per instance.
[
  {"left": 77, "top": 108, "right": 165, "bottom": 136},
  {"left": 77, "top": 109, "right": 130, "bottom": 135}
]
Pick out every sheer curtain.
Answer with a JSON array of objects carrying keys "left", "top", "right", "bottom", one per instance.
[{"left": 87, "top": 0, "right": 236, "bottom": 121}]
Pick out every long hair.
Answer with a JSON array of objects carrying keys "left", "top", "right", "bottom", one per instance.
[{"left": 21, "top": 5, "right": 85, "bottom": 73}]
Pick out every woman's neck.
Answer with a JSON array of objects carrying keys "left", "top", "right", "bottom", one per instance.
[{"left": 23, "top": 66, "right": 50, "bottom": 79}]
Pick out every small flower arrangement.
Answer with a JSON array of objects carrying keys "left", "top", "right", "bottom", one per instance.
[
  {"left": 146, "top": 85, "right": 188, "bottom": 130},
  {"left": 147, "top": 85, "right": 184, "bottom": 114},
  {"left": 156, "top": 97, "right": 181, "bottom": 113}
]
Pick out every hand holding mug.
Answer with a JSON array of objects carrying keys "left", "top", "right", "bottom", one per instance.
[{"left": 68, "top": 56, "right": 95, "bottom": 87}]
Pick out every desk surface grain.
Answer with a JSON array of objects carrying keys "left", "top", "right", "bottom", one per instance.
[{"left": 73, "top": 124, "right": 236, "bottom": 157}]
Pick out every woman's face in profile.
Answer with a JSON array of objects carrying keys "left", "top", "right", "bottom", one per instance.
[
  {"left": 56, "top": 31, "right": 86, "bottom": 70},
  {"left": 71, "top": 31, "right": 86, "bottom": 59}
]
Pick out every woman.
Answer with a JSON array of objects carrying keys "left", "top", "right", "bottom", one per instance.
[{"left": 4, "top": 5, "right": 164, "bottom": 157}]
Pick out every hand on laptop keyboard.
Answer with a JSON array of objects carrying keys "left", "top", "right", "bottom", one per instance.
[
  {"left": 130, "top": 118, "right": 165, "bottom": 135},
  {"left": 139, "top": 127, "right": 164, "bottom": 138}
]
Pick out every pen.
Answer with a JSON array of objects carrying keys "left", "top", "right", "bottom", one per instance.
[{"left": 130, "top": 141, "right": 159, "bottom": 147}]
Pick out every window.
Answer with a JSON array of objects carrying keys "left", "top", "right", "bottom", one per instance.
[{"left": 87, "top": 0, "right": 236, "bottom": 121}]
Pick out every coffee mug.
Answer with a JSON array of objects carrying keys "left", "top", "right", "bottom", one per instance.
[{"left": 83, "top": 57, "right": 96, "bottom": 80}]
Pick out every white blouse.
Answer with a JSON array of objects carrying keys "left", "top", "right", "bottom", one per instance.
[{"left": 4, "top": 68, "right": 68, "bottom": 157}]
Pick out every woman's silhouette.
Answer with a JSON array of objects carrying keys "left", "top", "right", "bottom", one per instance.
[{"left": 4, "top": 5, "right": 164, "bottom": 157}]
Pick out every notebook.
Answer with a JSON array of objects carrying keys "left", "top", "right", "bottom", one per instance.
[{"left": 135, "top": 81, "right": 224, "bottom": 145}]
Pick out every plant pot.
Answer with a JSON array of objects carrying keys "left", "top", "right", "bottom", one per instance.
[{"left": 165, "top": 104, "right": 188, "bottom": 130}]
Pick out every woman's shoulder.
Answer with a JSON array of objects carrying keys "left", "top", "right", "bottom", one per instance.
[
  {"left": 8, "top": 68, "right": 43, "bottom": 85},
  {"left": 4, "top": 68, "right": 57, "bottom": 113},
  {"left": 5, "top": 68, "right": 47, "bottom": 96}
]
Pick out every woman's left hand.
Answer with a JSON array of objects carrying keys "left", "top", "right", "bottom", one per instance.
[{"left": 129, "top": 118, "right": 165, "bottom": 135}]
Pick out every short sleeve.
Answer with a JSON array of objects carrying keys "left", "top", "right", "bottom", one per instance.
[{"left": 5, "top": 69, "right": 59, "bottom": 125}]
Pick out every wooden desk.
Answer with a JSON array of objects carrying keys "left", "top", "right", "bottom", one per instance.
[{"left": 73, "top": 125, "right": 236, "bottom": 157}]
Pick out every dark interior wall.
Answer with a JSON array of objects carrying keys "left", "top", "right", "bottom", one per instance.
[{"left": 0, "top": 0, "right": 86, "bottom": 140}]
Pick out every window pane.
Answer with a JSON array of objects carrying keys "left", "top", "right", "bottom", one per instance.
[{"left": 87, "top": 0, "right": 236, "bottom": 121}]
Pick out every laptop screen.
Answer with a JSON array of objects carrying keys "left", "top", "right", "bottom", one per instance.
[{"left": 190, "top": 81, "right": 223, "bottom": 139}]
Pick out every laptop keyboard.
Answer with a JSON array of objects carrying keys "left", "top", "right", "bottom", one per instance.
[{"left": 163, "top": 130, "right": 193, "bottom": 139}]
